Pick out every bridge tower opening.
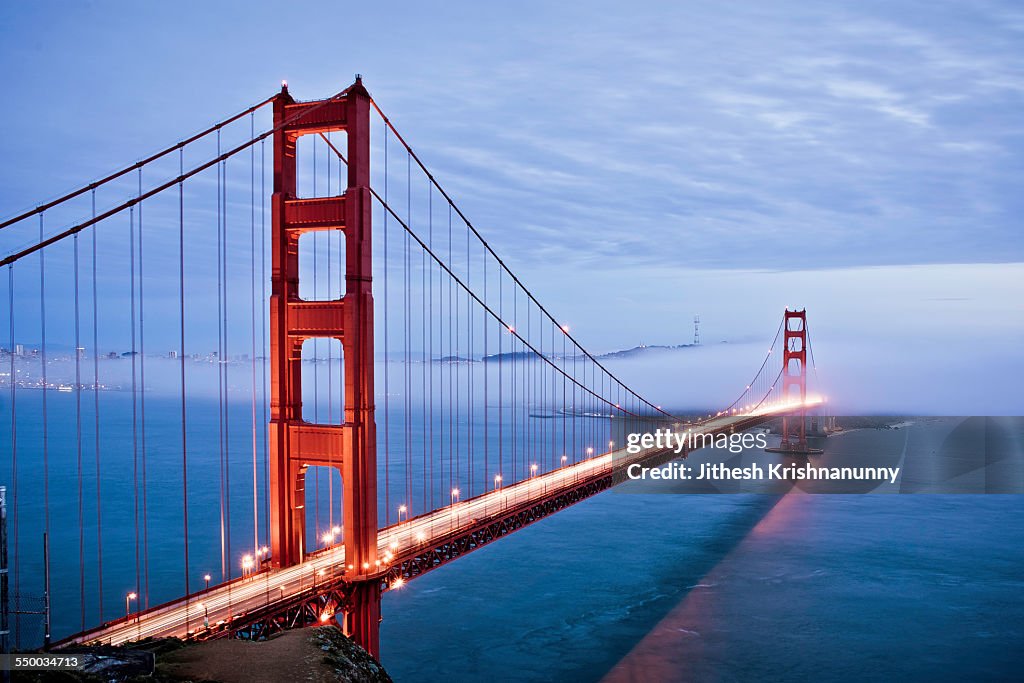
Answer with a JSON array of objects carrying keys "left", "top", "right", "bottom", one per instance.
[{"left": 268, "top": 77, "right": 380, "bottom": 654}]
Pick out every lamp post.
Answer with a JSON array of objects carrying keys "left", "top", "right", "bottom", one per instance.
[
  {"left": 494, "top": 474, "right": 502, "bottom": 490},
  {"left": 450, "top": 488, "right": 460, "bottom": 530},
  {"left": 242, "top": 554, "right": 254, "bottom": 578},
  {"left": 398, "top": 504, "right": 407, "bottom": 523},
  {"left": 199, "top": 602, "right": 209, "bottom": 629},
  {"left": 203, "top": 574, "right": 211, "bottom": 590},
  {"left": 125, "top": 592, "right": 136, "bottom": 618}
]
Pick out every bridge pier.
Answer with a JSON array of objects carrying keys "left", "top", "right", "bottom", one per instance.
[{"left": 342, "top": 580, "right": 381, "bottom": 657}]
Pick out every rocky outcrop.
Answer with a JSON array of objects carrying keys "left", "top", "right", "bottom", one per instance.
[{"left": 21, "top": 627, "right": 391, "bottom": 683}]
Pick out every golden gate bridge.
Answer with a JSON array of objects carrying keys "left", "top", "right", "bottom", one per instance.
[{"left": 0, "top": 77, "right": 822, "bottom": 658}]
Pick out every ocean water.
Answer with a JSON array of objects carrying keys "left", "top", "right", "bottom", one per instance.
[
  {"left": 380, "top": 493, "right": 1024, "bottom": 681},
  {"left": 2, "top": 390, "right": 1023, "bottom": 681},
  {"left": 0, "top": 386, "right": 618, "bottom": 645}
]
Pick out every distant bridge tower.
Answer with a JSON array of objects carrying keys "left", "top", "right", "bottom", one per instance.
[
  {"left": 780, "top": 309, "right": 806, "bottom": 450},
  {"left": 269, "top": 77, "right": 380, "bottom": 655},
  {"left": 693, "top": 315, "right": 700, "bottom": 345},
  {"left": 771, "top": 308, "right": 821, "bottom": 454}
]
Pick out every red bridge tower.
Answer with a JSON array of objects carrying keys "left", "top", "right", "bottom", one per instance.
[
  {"left": 769, "top": 308, "right": 822, "bottom": 455},
  {"left": 780, "top": 308, "right": 807, "bottom": 450},
  {"left": 268, "top": 78, "right": 380, "bottom": 654}
]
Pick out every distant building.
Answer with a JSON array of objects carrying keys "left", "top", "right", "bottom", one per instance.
[
  {"left": 15, "top": 344, "right": 25, "bottom": 356},
  {"left": 168, "top": 350, "right": 179, "bottom": 359},
  {"left": 76, "top": 346, "right": 86, "bottom": 359},
  {"left": 107, "top": 351, "right": 118, "bottom": 359}
]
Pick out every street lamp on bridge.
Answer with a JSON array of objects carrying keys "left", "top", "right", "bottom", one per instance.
[
  {"left": 203, "top": 573, "right": 211, "bottom": 590},
  {"left": 398, "top": 504, "right": 408, "bottom": 523},
  {"left": 450, "top": 488, "right": 461, "bottom": 531},
  {"left": 125, "top": 592, "right": 137, "bottom": 618}
]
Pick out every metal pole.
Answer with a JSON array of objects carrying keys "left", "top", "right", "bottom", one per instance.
[
  {"left": 42, "top": 532, "right": 50, "bottom": 650},
  {"left": 1, "top": 486, "right": 10, "bottom": 683}
]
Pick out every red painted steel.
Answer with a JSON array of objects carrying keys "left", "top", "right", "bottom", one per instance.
[
  {"left": 780, "top": 308, "right": 808, "bottom": 449},
  {"left": 268, "top": 77, "right": 380, "bottom": 655}
]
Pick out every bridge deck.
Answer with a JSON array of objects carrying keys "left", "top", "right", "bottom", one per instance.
[{"left": 57, "top": 400, "right": 818, "bottom": 647}]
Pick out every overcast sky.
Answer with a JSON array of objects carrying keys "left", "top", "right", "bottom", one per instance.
[{"left": 1, "top": 1, "right": 1022, "bottom": 411}]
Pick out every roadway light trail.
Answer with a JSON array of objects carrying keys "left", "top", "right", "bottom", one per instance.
[{"left": 58, "top": 398, "right": 820, "bottom": 647}]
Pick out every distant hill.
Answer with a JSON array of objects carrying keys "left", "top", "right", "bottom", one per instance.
[
  {"left": 597, "top": 343, "right": 697, "bottom": 359},
  {"left": 464, "top": 343, "right": 704, "bottom": 363},
  {"left": 481, "top": 351, "right": 536, "bottom": 363}
]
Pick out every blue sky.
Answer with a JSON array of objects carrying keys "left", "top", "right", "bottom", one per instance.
[
  {"left": 1, "top": 1, "right": 1022, "bottom": 411},
  {"left": 2, "top": 1, "right": 1022, "bottom": 270}
]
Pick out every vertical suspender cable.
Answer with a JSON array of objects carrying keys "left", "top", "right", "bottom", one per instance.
[
  {"left": 404, "top": 154, "right": 412, "bottom": 512},
  {"left": 250, "top": 112, "right": 260, "bottom": 557},
  {"left": 498, "top": 262, "right": 503, "bottom": 486},
  {"left": 8, "top": 264, "right": 18, "bottom": 646},
  {"left": 138, "top": 169, "right": 150, "bottom": 608},
  {"left": 428, "top": 183, "right": 434, "bottom": 511},
  {"left": 313, "top": 141, "right": 320, "bottom": 541},
  {"left": 465, "top": 215, "right": 473, "bottom": 494},
  {"left": 511, "top": 283, "right": 516, "bottom": 481},
  {"left": 178, "top": 148, "right": 191, "bottom": 621},
  {"left": 261, "top": 138, "right": 269, "bottom": 549},
  {"left": 129, "top": 203, "right": 140, "bottom": 605},
  {"left": 421, "top": 187, "right": 427, "bottom": 512},
  {"left": 383, "top": 125, "right": 390, "bottom": 527},
  {"left": 74, "top": 226, "right": 84, "bottom": 631},
  {"left": 448, "top": 203, "right": 455, "bottom": 498},
  {"left": 526, "top": 286, "right": 531, "bottom": 475},
  {"left": 337, "top": 151, "right": 344, "bottom": 526},
  {"left": 562, "top": 318, "right": 566, "bottom": 464},
  {"left": 551, "top": 323, "right": 555, "bottom": 468},
  {"left": 222, "top": 149, "right": 231, "bottom": 576},
  {"left": 39, "top": 214, "right": 51, "bottom": 638},
  {"left": 216, "top": 130, "right": 226, "bottom": 580},
  {"left": 447, "top": 203, "right": 453, "bottom": 498},
  {"left": 483, "top": 242, "right": 488, "bottom": 489},
  {"left": 326, "top": 134, "right": 334, "bottom": 532},
  {"left": 90, "top": 190, "right": 103, "bottom": 622}
]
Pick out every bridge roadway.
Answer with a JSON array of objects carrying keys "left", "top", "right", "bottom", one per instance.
[{"left": 58, "top": 399, "right": 819, "bottom": 647}]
